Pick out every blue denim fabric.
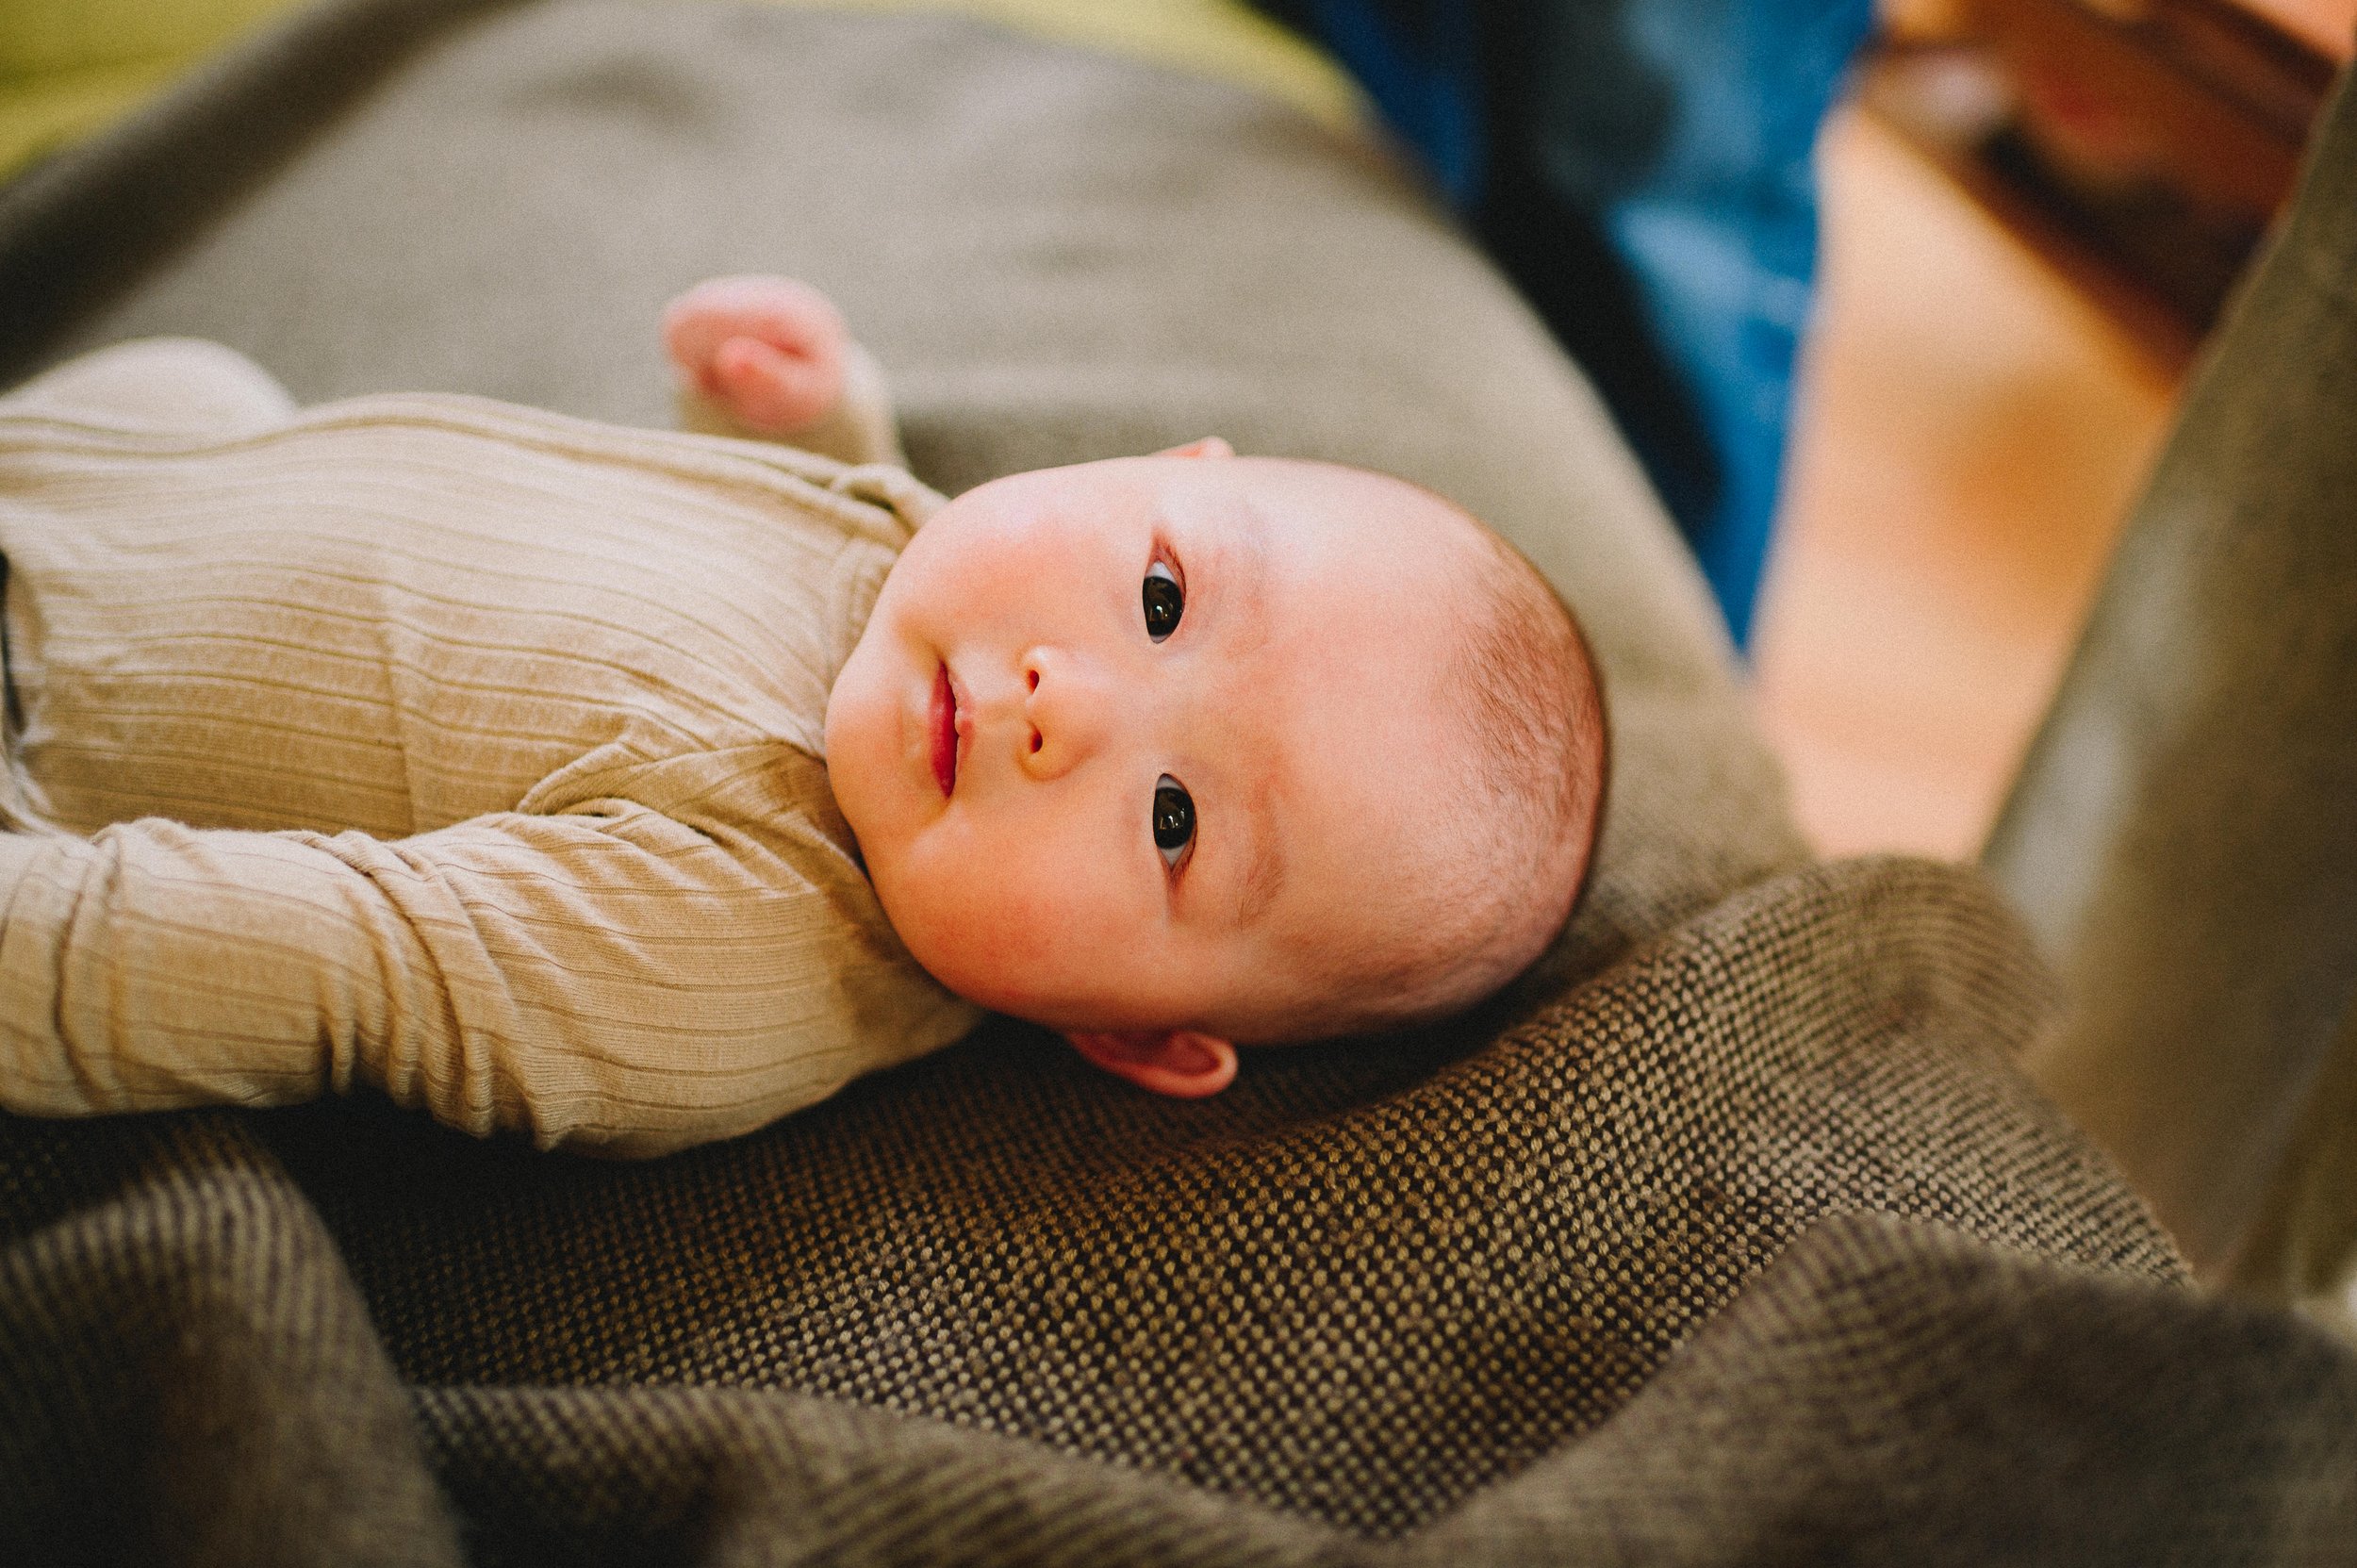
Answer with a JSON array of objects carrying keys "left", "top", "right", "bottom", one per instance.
[
  {"left": 1294, "top": 0, "right": 1487, "bottom": 206},
  {"left": 1263, "top": 0, "right": 1873, "bottom": 646}
]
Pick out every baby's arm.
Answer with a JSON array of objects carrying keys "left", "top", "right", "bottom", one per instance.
[
  {"left": 663, "top": 274, "right": 904, "bottom": 469},
  {"left": 0, "top": 760, "right": 972, "bottom": 1156}
]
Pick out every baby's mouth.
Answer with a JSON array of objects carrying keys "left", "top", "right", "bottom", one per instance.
[{"left": 930, "top": 664, "right": 958, "bottom": 798}]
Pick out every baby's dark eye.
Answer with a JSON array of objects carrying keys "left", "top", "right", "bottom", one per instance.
[
  {"left": 1143, "top": 561, "right": 1183, "bottom": 642},
  {"left": 1152, "top": 775, "right": 1195, "bottom": 867}
]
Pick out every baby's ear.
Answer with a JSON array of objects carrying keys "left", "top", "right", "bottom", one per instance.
[
  {"left": 1064, "top": 1029, "right": 1238, "bottom": 1098},
  {"left": 1154, "top": 437, "right": 1234, "bottom": 459}
]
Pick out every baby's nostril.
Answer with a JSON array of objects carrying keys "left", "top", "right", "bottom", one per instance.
[
  {"left": 1029, "top": 729, "right": 1043, "bottom": 753},
  {"left": 1027, "top": 668, "right": 1039, "bottom": 691}
]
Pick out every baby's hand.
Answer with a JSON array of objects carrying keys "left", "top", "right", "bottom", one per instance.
[{"left": 662, "top": 274, "right": 849, "bottom": 436}]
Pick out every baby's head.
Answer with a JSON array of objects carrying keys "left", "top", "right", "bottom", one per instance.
[{"left": 825, "top": 441, "right": 1606, "bottom": 1096}]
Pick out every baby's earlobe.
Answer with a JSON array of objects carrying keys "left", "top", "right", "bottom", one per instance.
[
  {"left": 1154, "top": 437, "right": 1234, "bottom": 460},
  {"left": 1063, "top": 1029, "right": 1237, "bottom": 1098}
]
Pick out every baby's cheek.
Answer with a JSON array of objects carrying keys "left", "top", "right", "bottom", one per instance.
[{"left": 964, "top": 880, "right": 1135, "bottom": 1024}]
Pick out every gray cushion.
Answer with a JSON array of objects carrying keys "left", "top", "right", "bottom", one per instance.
[{"left": 1985, "top": 59, "right": 2357, "bottom": 1289}]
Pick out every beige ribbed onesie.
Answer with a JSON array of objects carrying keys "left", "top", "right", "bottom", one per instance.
[{"left": 0, "top": 339, "right": 980, "bottom": 1156}]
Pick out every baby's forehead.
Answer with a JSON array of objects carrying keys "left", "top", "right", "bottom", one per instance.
[
  {"left": 1234, "top": 628, "right": 1492, "bottom": 909},
  {"left": 1182, "top": 468, "right": 1497, "bottom": 733},
  {"left": 1223, "top": 455, "right": 1467, "bottom": 523},
  {"left": 1203, "top": 461, "right": 1492, "bottom": 589}
]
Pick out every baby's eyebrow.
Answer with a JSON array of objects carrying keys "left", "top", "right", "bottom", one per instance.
[
  {"left": 1218, "top": 508, "right": 1271, "bottom": 637},
  {"left": 1231, "top": 769, "right": 1286, "bottom": 927},
  {"left": 1200, "top": 504, "right": 1278, "bottom": 926}
]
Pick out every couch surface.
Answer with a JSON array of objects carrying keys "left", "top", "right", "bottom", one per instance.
[
  {"left": 1986, "top": 50, "right": 2357, "bottom": 1298},
  {"left": 2, "top": 3, "right": 2351, "bottom": 1562}
]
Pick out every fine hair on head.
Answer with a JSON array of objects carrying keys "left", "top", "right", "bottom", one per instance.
[{"left": 1270, "top": 474, "right": 1609, "bottom": 1041}]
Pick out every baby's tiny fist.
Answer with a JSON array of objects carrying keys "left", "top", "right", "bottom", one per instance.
[{"left": 662, "top": 274, "right": 850, "bottom": 436}]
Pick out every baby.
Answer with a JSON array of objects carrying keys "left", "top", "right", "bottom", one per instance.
[{"left": 0, "top": 277, "right": 1605, "bottom": 1155}]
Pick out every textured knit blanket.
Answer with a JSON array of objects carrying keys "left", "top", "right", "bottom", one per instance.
[{"left": 2, "top": 3, "right": 2351, "bottom": 1562}]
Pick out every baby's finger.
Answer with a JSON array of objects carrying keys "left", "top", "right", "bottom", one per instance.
[{"left": 711, "top": 335, "right": 843, "bottom": 433}]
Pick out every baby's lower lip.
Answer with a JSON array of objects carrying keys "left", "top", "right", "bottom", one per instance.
[{"left": 930, "top": 664, "right": 957, "bottom": 797}]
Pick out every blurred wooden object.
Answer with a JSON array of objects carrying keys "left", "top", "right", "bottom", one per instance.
[
  {"left": 1862, "top": 0, "right": 2347, "bottom": 369},
  {"left": 1753, "top": 107, "right": 2175, "bottom": 861}
]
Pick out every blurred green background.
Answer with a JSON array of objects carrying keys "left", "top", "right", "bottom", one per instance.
[
  {"left": 0, "top": 0, "right": 302, "bottom": 177},
  {"left": 0, "top": 0, "right": 1362, "bottom": 182}
]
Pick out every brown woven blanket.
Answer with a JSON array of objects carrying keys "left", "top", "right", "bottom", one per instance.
[{"left": 2, "top": 4, "right": 2350, "bottom": 1561}]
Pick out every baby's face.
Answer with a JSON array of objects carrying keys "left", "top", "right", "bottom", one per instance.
[{"left": 825, "top": 448, "right": 1477, "bottom": 1079}]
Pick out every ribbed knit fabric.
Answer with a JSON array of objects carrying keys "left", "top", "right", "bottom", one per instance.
[{"left": 0, "top": 338, "right": 981, "bottom": 1155}]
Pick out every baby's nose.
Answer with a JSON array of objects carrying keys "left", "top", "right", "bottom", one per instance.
[{"left": 1019, "top": 647, "right": 1114, "bottom": 779}]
